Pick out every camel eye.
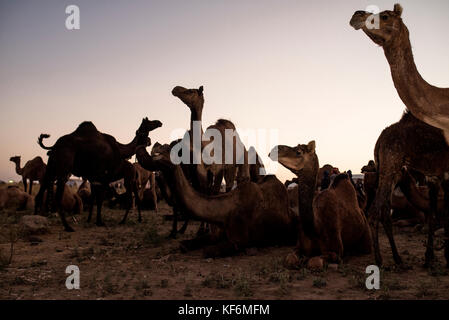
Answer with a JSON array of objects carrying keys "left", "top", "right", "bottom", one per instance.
[
  {"left": 296, "top": 151, "right": 302, "bottom": 156},
  {"left": 381, "top": 15, "right": 388, "bottom": 21}
]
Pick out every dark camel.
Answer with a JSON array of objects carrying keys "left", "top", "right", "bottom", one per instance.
[
  {"left": 269, "top": 141, "right": 372, "bottom": 262},
  {"left": 367, "top": 112, "right": 449, "bottom": 267},
  {"left": 9, "top": 156, "right": 46, "bottom": 194},
  {"left": 34, "top": 118, "right": 162, "bottom": 231},
  {"left": 136, "top": 142, "right": 297, "bottom": 257},
  {"left": 350, "top": 4, "right": 449, "bottom": 143}
]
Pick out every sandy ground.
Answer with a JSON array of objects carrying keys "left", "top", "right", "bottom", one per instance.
[{"left": 1, "top": 201, "right": 449, "bottom": 300}]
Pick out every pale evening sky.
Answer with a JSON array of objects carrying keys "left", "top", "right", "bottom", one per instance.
[{"left": 1, "top": 0, "right": 448, "bottom": 182}]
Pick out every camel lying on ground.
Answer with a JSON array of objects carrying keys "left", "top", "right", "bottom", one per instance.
[
  {"left": 77, "top": 180, "right": 91, "bottom": 212},
  {"left": 269, "top": 141, "right": 372, "bottom": 262},
  {"left": 39, "top": 185, "right": 83, "bottom": 216},
  {"left": 9, "top": 156, "right": 46, "bottom": 194},
  {"left": 0, "top": 186, "right": 34, "bottom": 211},
  {"left": 35, "top": 118, "right": 162, "bottom": 231},
  {"left": 136, "top": 143, "right": 298, "bottom": 257}
]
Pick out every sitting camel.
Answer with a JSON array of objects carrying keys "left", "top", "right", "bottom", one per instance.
[
  {"left": 136, "top": 142, "right": 298, "bottom": 257},
  {"left": 9, "top": 156, "right": 46, "bottom": 194},
  {"left": 39, "top": 185, "right": 83, "bottom": 216},
  {"left": 0, "top": 186, "right": 34, "bottom": 211},
  {"left": 77, "top": 179, "right": 91, "bottom": 212},
  {"left": 269, "top": 141, "right": 372, "bottom": 262},
  {"left": 35, "top": 118, "right": 162, "bottom": 231},
  {"left": 367, "top": 111, "right": 449, "bottom": 267}
]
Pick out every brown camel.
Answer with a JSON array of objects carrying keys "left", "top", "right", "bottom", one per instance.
[
  {"left": 0, "top": 186, "right": 34, "bottom": 211},
  {"left": 77, "top": 179, "right": 91, "bottom": 212},
  {"left": 9, "top": 156, "right": 46, "bottom": 194},
  {"left": 134, "top": 162, "right": 158, "bottom": 213},
  {"left": 350, "top": 4, "right": 449, "bottom": 143},
  {"left": 367, "top": 111, "right": 449, "bottom": 267},
  {"left": 269, "top": 141, "right": 372, "bottom": 262},
  {"left": 136, "top": 142, "right": 298, "bottom": 257},
  {"left": 172, "top": 86, "right": 253, "bottom": 192},
  {"left": 34, "top": 118, "right": 162, "bottom": 231},
  {"left": 40, "top": 185, "right": 83, "bottom": 216}
]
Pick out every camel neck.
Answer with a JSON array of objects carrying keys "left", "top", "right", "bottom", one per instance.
[
  {"left": 296, "top": 155, "right": 318, "bottom": 235},
  {"left": 172, "top": 164, "right": 232, "bottom": 225},
  {"left": 117, "top": 135, "right": 140, "bottom": 159},
  {"left": 383, "top": 24, "right": 436, "bottom": 118},
  {"left": 13, "top": 160, "right": 22, "bottom": 175}
]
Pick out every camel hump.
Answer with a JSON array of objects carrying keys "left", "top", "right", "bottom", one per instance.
[
  {"left": 75, "top": 121, "right": 98, "bottom": 133},
  {"left": 215, "top": 119, "right": 236, "bottom": 129},
  {"left": 330, "top": 173, "right": 350, "bottom": 189}
]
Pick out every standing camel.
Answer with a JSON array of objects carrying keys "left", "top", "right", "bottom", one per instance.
[
  {"left": 34, "top": 118, "right": 162, "bottom": 231},
  {"left": 9, "top": 156, "right": 46, "bottom": 194},
  {"left": 350, "top": 4, "right": 449, "bottom": 143},
  {"left": 367, "top": 112, "right": 449, "bottom": 267},
  {"left": 134, "top": 162, "right": 158, "bottom": 213}
]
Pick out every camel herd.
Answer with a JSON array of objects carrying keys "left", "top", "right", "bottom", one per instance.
[{"left": 3, "top": 4, "right": 449, "bottom": 271}]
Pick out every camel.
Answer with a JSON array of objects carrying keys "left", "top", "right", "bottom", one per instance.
[
  {"left": 269, "top": 141, "right": 372, "bottom": 262},
  {"left": 0, "top": 186, "right": 34, "bottom": 211},
  {"left": 77, "top": 179, "right": 91, "bottom": 212},
  {"left": 134, "top": 162, "right": 158, "bottom": 213},
  {"left": 136, "top": 142, "right": 298, "bottom": 257},
  {"left": 350, "top": 4, "right": 449, "bottom": 143},
  {"left": 172, "top": 86, "right": 260, "bottom": 194},
  {"left": 9, "top": 156, "right": 46, "bottom": 194},
  {"left": 39, "top": 185, "right": 83, "bottom": 216},
  {"left": 34, "top": 118, "right": 162, "bottom": 231},
  {"left": 367, "top": 111, "right": 449, "bottom": 267}
]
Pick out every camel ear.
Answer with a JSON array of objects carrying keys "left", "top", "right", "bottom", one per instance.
[
  {"left": 393, "top": 3, "right": 402, "bottom": 16},
  {"left": 199, "top": 86, "right": 204, "bottom": 95},
  {"left": 307, "top": 140, "right": 316, "bottom": 152}
]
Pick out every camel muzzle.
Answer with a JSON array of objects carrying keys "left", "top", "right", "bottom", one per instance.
[{"left": 350, "top": 11, "right": 368, "bottom": 30}]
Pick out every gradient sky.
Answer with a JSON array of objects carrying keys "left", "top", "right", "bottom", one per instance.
[{"left": 1, "top": 0, "right": 449, "bottom": 183}]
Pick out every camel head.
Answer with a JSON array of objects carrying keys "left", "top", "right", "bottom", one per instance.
[
  {"left": 9, "top": 156, "right": 20, "bottom": 163},
  {"left": 150, "top": 142, "right": 174, "bottom": 169},
  {"left": 136, "top": 117, "right": 162, "bottom": 144},
  {"left": 350, "top": 4, "right": 404, "bottom": 47},
  {"left": 172, "top": 85, "right": 204, "bottom": 115},
  {"left": 269, "top": 141, "right": 316, "bottom": 174}
]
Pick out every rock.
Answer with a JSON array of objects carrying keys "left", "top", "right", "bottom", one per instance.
[
  {"left": 307, "top": 256, "right": 324, "bottom": 270},
  {"left": 20, "top": 215, "right": 49, "bottom": 235},
  {"left": 284, "top": 252, "right": 300, "bottom": 269}
]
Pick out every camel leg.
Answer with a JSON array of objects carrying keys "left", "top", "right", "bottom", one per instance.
[
  {"left": 22, "top": 178, "right": 28, "bottom": 194},
  {"left": 424, "top": 178, "right": 440, "bottom": 268},
  {"left": 56, "top": 179, "right": 73, "bottom": 232},
  {"left": 211, "top": 169, "right": 224, "bottom": 195},
  {"left": 370, "top": 174, "right": 402, "bottom": 265},
  {"left": 380, "top": 208, "right": 403, "bottom": 265},
  {"left": 28, "top": 180, "right": 33, "bottom": 195},
  {"left": 119, "top": 182, "right": 134, "bottom": 225},
  {"left": 442, "top": 179, "right": 449, "bottom": 268},
  {"left": 87, "top": 186, "right": 95, "bottom": 222},
  {"left": 224, "top": 166, "right": 236, "bottom": 192},
  {"left": 367, "top": 200, "right": 383, "bottom": 266},
  {"left": 92, "top": 184, "right": 105, "bottom": 227}
]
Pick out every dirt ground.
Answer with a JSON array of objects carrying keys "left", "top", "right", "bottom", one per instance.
[{"left": 1, "top": 201, "right": 449, "bottom": 300}]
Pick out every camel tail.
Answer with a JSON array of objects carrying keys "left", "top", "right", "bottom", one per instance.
[{"left": 38, "top": 134, "right": 53, "bottom": 150}]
